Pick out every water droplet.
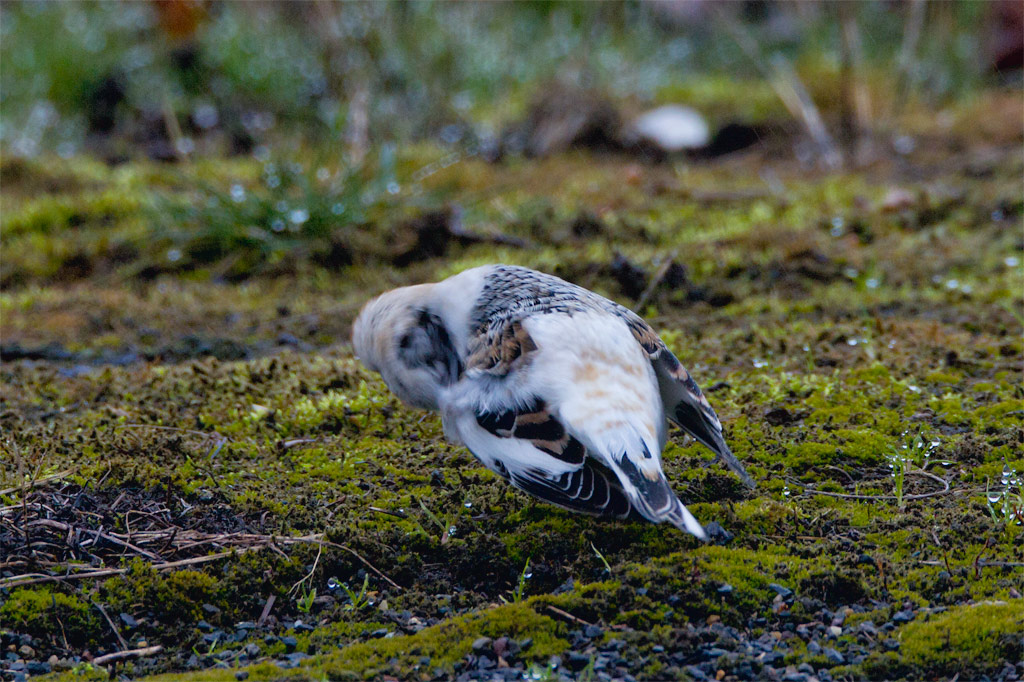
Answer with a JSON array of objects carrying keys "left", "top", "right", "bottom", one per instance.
[
  {"left": 387, "top": 181, "right": 401, "bottom": 195},
  {"left": 294, "top": 619, "right": 303, "bottom": 627},
  {"left": 271, "top": 218, "right": 285, "bottom": 232},
  {"left": 843, "top": 267, "right": 859, "bottom": 279},
  {"left": 523, "top": 571, "right": 533, "bottom": 580},
  {"left": 847, "top": 338, "right": 858, "bottom": 346},
  {"left": 316, "top": 167, "right": 330, "bottom": 182},
  {"left": 327, "top": 577, "right": 340, "bottom": 590},
  {"left": 289, "top": 208, "right": 310, "bottom": 225},
  {"left": 866, "top": 278, "right": 880, "bottom": 289},
  {"left": 753, "top": 358, "right": 768, "bottom": 368},
  {"left": 945, "top": 279, "right": 959, "bottom": 290},
  {"left": 447, "top": 525, "right": 457, "bottom": 537},
  {"left": 782, "top": 485, "right": 790, "bottom": 498},
  {"left": 893, "top": 135, "right": 915, "bottom": 155},
  {"left": 1005, "top": 256, "right": 1020, "bottom": 268},
  {"left": 193, "top": 103, "right": 218, "bottom": 130},
  {"left": 331, "top": 202, "right": 345, "bottom": 215},
  {"left": 992, "top": 209, "right": 1005, "bottom": 222},
  {"left": 960, "top": 284, "right": 972, "bottom": 294},
  {"left": 907, "top": 385, "right": 920, "bottom": 393},
  {"left": 802, "top": 344, "right": 810, "bottom": 352},
  {"left": 265, "top": 174, "right": 280, "bottom": 189},
  {"left": 988, "top": 493, "right": 1002, "bottom": 504},
  {"left": 166, "top": 248, "right": 182, "bottom": 263},
  {"left": 463, "top": 501, "right": 472, "bottom": 509},
  {"left": 230, "top": 184, "right": 245, "bottom": 203},
  {"left": 830, "top": 225, "right": 844, "bottom": 237}
]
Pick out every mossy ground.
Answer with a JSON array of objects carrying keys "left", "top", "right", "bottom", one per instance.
[{"left": 2, "top": 89, "right": 1022, "bottom": 681}]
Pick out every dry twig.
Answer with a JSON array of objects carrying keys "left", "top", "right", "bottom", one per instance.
[{"left": 92, "top": 645, "right": 164, "bottom": 666}]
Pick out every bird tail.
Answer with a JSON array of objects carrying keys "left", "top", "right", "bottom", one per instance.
[{"left": 606, "top": 442, "right": 707, "bottom": 541}]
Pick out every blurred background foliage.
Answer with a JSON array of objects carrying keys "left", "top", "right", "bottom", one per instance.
[{"left": 0, "top": 0, "right": 1007, "bottom": 160}]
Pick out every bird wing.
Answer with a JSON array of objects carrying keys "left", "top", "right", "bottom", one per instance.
[
  {"left": 451, "top": 301, "right": 707, "bottom": 539},
  {"left": 447, "top": 399, "right": 637, "bottom": 520},
  {"left": 618, "top": 311, "right": 755, "bottom": 489}
]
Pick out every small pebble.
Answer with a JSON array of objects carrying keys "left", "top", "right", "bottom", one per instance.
[
  {"left": 824, "top": 647, "right": 845, "bottom": 665},
  {"left": 566, "top": 652, "right": 590, "bottom": 671},
  {"left": 26, "top": 662, "right": 51, "bottom": 675},
  {"left": 235, "top": 672, "right": 249, "bottom": 681}
]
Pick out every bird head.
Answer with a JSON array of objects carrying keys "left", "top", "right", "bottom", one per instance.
[{"left": 352, "top": 284, "right": 463, "bottom": 411}]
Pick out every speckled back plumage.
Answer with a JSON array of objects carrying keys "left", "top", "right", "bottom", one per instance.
[{"left": 467, "top": 266, "right": 661, "bottom": 374}]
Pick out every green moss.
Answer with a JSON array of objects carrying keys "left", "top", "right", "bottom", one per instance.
[
  {"left": 5, "top": 90, "right": 1024, "bottom": 679},
  {"left": 319, "top": 602, "right": 567, "bottom": 677},
  {"left": 899, "top": 602, "right": 1024, "bottom": 674},
  {"left": 0, "top": 588, "right": 100, "bottom": 644},
  {"left": 100, "top": 560, "right": 220, "bottom": 624}
]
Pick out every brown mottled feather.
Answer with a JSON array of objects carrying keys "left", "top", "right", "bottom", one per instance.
[
  {"left": 476, "top": 399, "right": 585, "bottom": 465},
  {"left": 466, "top": 319, "right": 537, "bottom": 375}
]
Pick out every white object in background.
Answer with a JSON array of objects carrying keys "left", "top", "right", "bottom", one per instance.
[{"left": 630, "top": 104, "right": 710, "bottom": 152}]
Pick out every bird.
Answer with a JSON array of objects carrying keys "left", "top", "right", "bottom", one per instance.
[{"left": 352, "top": 264, "right": 754, "bottom": 540}]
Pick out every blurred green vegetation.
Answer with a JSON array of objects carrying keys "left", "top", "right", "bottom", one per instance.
[{"left": 0, "top": 1, "right": 996, "bottom": 158}]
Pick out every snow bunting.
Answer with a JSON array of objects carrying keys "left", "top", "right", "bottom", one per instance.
[{"left": 352, "top": 265, "right": 753, "bottom": 539}]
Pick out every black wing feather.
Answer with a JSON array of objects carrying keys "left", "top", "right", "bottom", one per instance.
[
  {"left": 653, "top": 348, "right": 755, "bottom": 488},
  {"left": 512, "top": 461, "right": 636, "bottom": 520},
  {"left": 476, "top": 399, "right": 638, "bottom": 519}
]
